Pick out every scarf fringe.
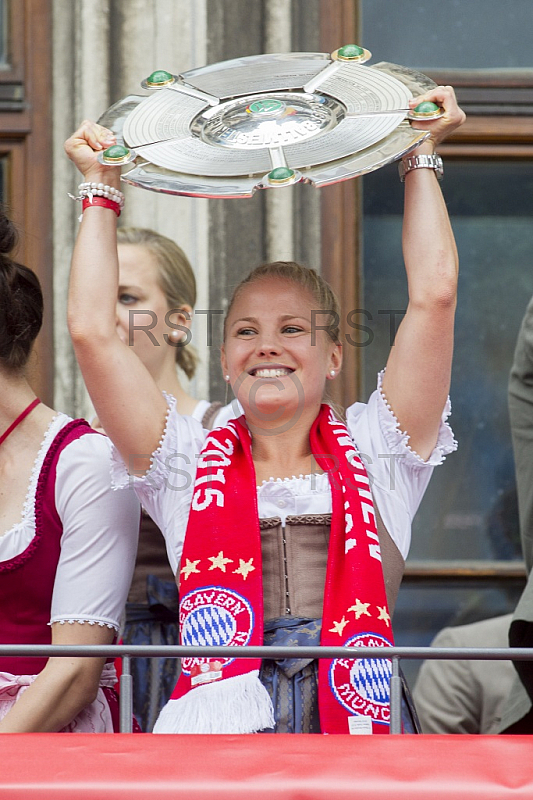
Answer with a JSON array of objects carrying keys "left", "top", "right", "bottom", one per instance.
[{"left": 153, "top": 671, "right": 275, "bottom": 734}]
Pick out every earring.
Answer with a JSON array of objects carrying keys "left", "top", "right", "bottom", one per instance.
[
  {"left": 168, "top": 329, "right": 183, "bottom": 344},
  {"left": 224, "top": 375, "right": 230, "bottom": 382},
  {"left": 330, "top": 370, "right": 336, "bottom": 378}
]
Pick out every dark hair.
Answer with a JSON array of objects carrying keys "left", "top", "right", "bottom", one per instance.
[
  {"left": 0, "top": 209, "right": 43, "bottom": 371},
  {"left": 117, "top": 227, "right": 198, "bottom": 379}
]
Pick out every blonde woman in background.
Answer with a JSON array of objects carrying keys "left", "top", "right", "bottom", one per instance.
[{"left": 94, "top": 227, "right": 223, "bottom": 731}]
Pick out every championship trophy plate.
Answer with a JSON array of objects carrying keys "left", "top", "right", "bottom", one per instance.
[{"left": 97, "top": 46, "right": 441, "bottom": 199}]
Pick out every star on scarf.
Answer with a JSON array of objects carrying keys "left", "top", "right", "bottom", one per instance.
[
  {"left": 233, "top": 558, "right": 255, "bottom": 580},
  {"left": 329, "top": 616, "right": 349, "bottom": 637},
  {"left": 208, "top": 551, "right": 233, "bottom": 572},
  {"left": 347, "top": 598, "right": 371, "bottom": 620},
  {"left": 180, "top": 558, "right": 201, "bottom": 580},
  {"left": 377, "top": 606, "right": 391, "bottom": 627}
]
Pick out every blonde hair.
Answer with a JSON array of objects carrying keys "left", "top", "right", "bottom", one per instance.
[
  {"left": 117, "top": 227, "right": 198, "bottom": 379},
  {"left": 225, "top": 261, "right": 340, "bottom": 344}
]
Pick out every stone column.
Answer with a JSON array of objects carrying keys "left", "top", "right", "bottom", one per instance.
[
  {"left": 53, "top": 0, "right": 208, "bottom": 415},
  {"left": 264, "top": 0, "right": 294, "bottom": 264},
  {"left": 52, "top": 0, "right": 112, "bottom": 416}
]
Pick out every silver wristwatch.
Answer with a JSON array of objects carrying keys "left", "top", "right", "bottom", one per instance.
[{"left": 398, "top": 153, "right": 444, "bottom": 182}]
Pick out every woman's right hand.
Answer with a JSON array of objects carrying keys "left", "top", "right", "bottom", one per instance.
[
  {"left": 409, "top": 85, "right": 466, "bottom": 147},
  {"left": 64, "top": 120, "right": 121, "bottom": 185}
]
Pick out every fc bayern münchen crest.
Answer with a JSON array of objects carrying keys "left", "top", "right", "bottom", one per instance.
[
  {"left": 329, "top": 633, "right": 393, "bottom": 725},
  {"left": 179, "top": 585, "right": 255, "bottom": 674}
]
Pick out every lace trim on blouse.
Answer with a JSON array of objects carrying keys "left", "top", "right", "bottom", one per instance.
[
  {"left": 376, "top": 369, "right": 457, "bottom": 467},
  {"left": 111, "top": 392, "right": 175, "bottom": 491},
  {"left": 257, "top": 472, "right": 330, "bottom": 493},
  {"left": 257, "top": 473, "right": 332, "bottom": 523},
  {"left": 0, "top": 414, "right": 66, "bottom": 560},
  {"left": 48, "top": 616, "right": 118, "bottom": 631}
]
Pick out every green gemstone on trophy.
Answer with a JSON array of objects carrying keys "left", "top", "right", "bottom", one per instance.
[
  {"left": 103, "top": 145, "right": 130, "bottom": 162},
  {"left": 268, "top": 167, "right": 295, "bottom": 184},
  {"left": 146, "top": 69, "right": 174, "bottom": 86},
  {"left": 337, "top": 44, "right": 365, "bottom": 59},
  {"left": 412, "top": 101, "right": 440, "bottom": 117},
  {"left": 248, "top": 98, "right": 284, "bottom": 115}
]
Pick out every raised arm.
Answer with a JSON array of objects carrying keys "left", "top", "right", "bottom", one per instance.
[
  {"left": 381, "top": 86, "right": 465, "bottom": 461},
  {"left": 65, "top": 122, "right": 167, "bottom": 473}
]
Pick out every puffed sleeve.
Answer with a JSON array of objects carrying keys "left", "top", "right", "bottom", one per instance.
[
  {"left": 110, "top": 395, "right": 207, "bottom": 575},
  {"left": 346, "top": 371, "right": 457, "bottom": 559},
  {"left": 50, "top": 432, "right": 140, "bottom": 631}
]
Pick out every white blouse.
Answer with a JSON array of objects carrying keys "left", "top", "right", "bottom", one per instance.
[
  {"left": 0, "top": 414, "right": 140, "bottom": 631},
  {"left": 112, "top": 374, "right": 456, "bottom": 575}
]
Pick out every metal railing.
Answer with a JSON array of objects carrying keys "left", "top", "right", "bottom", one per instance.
[{"left": 2, "top": 644, "right": 532, "bottom": 734}]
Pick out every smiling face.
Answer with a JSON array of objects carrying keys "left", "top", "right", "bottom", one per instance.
[
  {"left": 221, "top": 276, "right": 342, "bottom": 429},
  {"left": 116, "top": 243, "right": 191, "bottom": 376}
]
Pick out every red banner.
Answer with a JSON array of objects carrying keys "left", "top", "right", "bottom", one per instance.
[{"left": 2, "top": 734, "right": 533, "bottom": 798}]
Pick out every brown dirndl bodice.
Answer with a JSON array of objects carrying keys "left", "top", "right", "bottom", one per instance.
[{"left": 259, "top": 506, "right": 404, "bottom": 621}]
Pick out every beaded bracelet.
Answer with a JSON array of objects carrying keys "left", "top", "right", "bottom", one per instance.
[
  {"left": 77, "top": 181, "right": 125, "bottom": 208},
  {"left": 69, "top": 182, "right": 125, "bottom": 210}
]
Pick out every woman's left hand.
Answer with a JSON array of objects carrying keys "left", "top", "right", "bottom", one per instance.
[
  {"left": 409, "top": 85, "right": 466, "bottom": 147},
  {"left": 382, "top": 86, "right": 463, "bottom": 461}
]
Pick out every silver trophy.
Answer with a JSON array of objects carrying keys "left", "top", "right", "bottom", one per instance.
[{"left": 97, "top": 45, "right": 442, "bottom": 199}]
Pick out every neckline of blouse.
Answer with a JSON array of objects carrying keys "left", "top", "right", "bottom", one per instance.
[
  {"left": 257, "top": 472, "right": 329, "bottom": 489},
  {"left": 0, "top": 413, "right": 66, "bottom": 541}
]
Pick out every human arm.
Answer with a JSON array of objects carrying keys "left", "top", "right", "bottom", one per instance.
[
  {"left": 509, "top": 296, "right": 533, "bottom": 573},
  {"left": 506, "top": 299, "right": 533, "bottom": 702},
  {"left": 0, "top": 432, "right": 139, "bottom": 732},
  {"left": 508, "top": 301, "right": 533, "bottom": 693},
  {"left": 0, "top": 622, "right": 114, "bottom": 732},
  {"left": 412, "top": 627, "right": 482, "bottom": 734},
  {"left": 65, "top": 121, "right": 168, "bottom": 474},
  {"left": 381, "top": 86, "right": 465, "bottom": 461}
]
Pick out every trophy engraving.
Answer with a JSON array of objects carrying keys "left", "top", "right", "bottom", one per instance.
[{"left": 97, "top": 48, "right": 441, "bottom": 199}]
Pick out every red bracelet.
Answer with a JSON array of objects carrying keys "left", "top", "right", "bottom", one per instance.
[{"left": 81, "top": 196, "right": 121, "bottom": 217}]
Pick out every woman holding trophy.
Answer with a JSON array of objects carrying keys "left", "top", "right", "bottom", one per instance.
[{"left": 65, "top": 82, "right": 465, "bottom": 734}]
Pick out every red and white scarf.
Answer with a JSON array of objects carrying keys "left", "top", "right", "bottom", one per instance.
[{"left": 155, "top": 405, "right": 393, "bottom": 734}]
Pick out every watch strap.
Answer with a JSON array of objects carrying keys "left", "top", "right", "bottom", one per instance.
[{"left": 399, "top": 153, "right": 444, "bottom": 182}]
